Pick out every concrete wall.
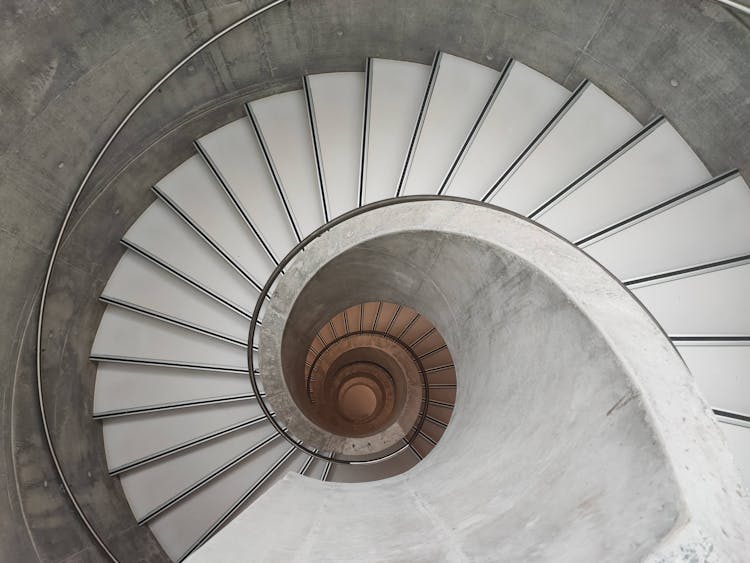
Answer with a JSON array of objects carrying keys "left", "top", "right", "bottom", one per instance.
[
  {"left": 2, "top": 1, "right": 750, "bottom": 561},
  {"left": 197, "top": 200, "right": 750, "bottom": 561}
]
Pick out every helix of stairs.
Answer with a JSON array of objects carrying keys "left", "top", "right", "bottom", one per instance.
[{"left": 89, "top": 53, "right": 750, "bottom": 561}]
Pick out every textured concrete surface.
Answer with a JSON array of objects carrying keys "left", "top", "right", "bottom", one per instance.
[
  {"left": 2, "top": 0, "right": 750, "bottom": 560},
  {"left": 196, "top": 200, "right": 750, "bottom": 562}
]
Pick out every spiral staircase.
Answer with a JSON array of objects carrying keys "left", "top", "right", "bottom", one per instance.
[{"left": 81, "top": 52, "right": 750, "bottom": 561}]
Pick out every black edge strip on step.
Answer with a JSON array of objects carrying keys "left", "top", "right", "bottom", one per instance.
[
  {"left": 138, "top": 431, "right": 282, "bottom": 525},
  {"left": 343, "top": 309, "right": 350, "bottom": 333},
  {"left": 713, "top": 409, "right": 750, "bottom": 424},
  {"left": 412, "top": 427, "right": 438, "bottom": 447},
  {"left": 397, "top": 312, "right": 421, "bottom": 340},
  {"left": 481, "top": 80, "right": 589, "bottom": 203},
  {"left": 575, "top": 170, "right": 740, "bottom": 247},
  {"left": 403, "top": 437, "right": 423, "bottom": 461},
  {"left": 298, "top": 450, "right": 317, "bottom": 476},
  {"left": 624, "top": 253, "right": 750, "bottom": 287},
  {"left": 396, "top": 51, "right": 442, "bottom": 197},
  {"left": 328, "top": 319, "right": 337, "bottom": 339},
  {"left": 321, "top": 456, "right": 333, "bottom": 482},
  {"left": 428, "top": 383, "right": 457, "bottom": 389},
  {"left": 671, "top": 335, "right": 750, "bottom": 343},
  {"left": 152, "top": 184, "right": 265, "bottom": 293},
  {"left": 425, "top": 414, "right": 449, "bottom": 429},
  {"left": 359, "top": 303, "right": 364, "bottom": 332},
  {"left": 177, "top": 442, "right": 297, "bottom": 563},
  {"left": 418, "top": 343, "right": 447, "bottom": 359},
  {"left": 244, "top": 102, "right": 303, "bottom": 243},
  {"left": 424, "top": 363, "right": 455, "bottom": 374},
  {"left": 359, "top": 57, "right": 373, "bottom": 207},
  {"left": 120, "top": 240, "right": 253, "bottom": 320},
  {"left": 93, "top": 392, "right": 263, "bottom": 419},
  {"left": 438, "top": 58, "right": 514, "bottom": 196},
  {"left": 108, "top": 414, "right": 270, "bottom": 476},
  {"left": 372, "top": 301, "right": 382, "bottom": 331},
  {"left": 410, "top": 327, "right": 436, "bottom": 348},
  {"left": 100, "top": 295, "right": 248, "bottom": 348},
  {"left": 90, "top": 354, "right": 248, "bottom": 374},
  {"left": 385, "top": 304, "right": 401, "bottom": 335},
  {"left": 427, "top": 399, "right": 455, "bottom": 409},
  {"left": 529, "top": 116, "right": 665, "bottom": 219},
  {"left": 193, "top": 139, "right": 282, "bottom": 267},
  {"left": 303, "top": 75, "right": 331, "bottom": 222}
]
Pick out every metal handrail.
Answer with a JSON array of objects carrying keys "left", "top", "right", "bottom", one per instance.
[
  {"left": 34, "top": 2, "right": 289, "bottom": 560},
  {"left": 713, "top": 0, "right": 750, "bottom": 16}
]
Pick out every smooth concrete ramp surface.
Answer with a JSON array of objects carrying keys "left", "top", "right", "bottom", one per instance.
[{"left": 192, "top": 201, "right": 750, "bottom": 562}]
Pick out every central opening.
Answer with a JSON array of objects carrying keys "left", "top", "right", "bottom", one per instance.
[
  {"left": 291, "top": 301, "right": 455, "bottom": 454},
  {"left": 339, "top": 382, "right": 378, "bottom": 420}
]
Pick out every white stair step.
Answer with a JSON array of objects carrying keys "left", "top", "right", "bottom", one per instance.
[
  {"left": 536, "top": 119, "right": 712, "bottom": 240},
  {"left": 488, "top": 82, "right": 641, "bottom": 215},
  {"left": 362, "top": 58, "right": 431, "bottom": 204},
  {"left": 631, "top": 261, "right": 750, "bottom": 336},
  {"left": 93, "top": 363, "right": 252, "bottom": 416},
  {"left": 399, "top": 52, "right": 500, "bottom": 196},
  {"left": 306, "top": 71, "right": 365, "bottom": 219},
  {"left": 247, "top": 91, "right": 326, "bottom": 237},
  {"left": 149, "top": 437, "right": 290, "bottom": 561},
  {"left": 443, "top": 59, "right": 570, "bottom": 201},
  {"left": 102, "top": 401, "right": 260, "bottom": 471},
  {"left": 197, "top": 119, "right": 297, "bottom": 261},
  {"left": 676, "top": 344, "right": 750, "bottom": 416},
  {"left": 123, "top": 201, "right": 256, "bottom": 313},
  {"left": 155, "top": 155, "right": 274, "bottom": 283},
  {"left": 583, "top": 173, "right": 750, "bottom": 280},
  {"left": 102, "top": 251, "right": 250, "bottom": 344},
  {"left": 120, "top": 422, "right": 273, "bottom": 521},
  {"left": 718, "top": 423, "right": 750, "bottom": 488},
  {"left": 92, "top": 307, "right": 248, "bottom": 371}
]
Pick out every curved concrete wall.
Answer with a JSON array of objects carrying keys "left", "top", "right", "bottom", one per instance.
[
  {"left": 198, "top": 201, "right": 749, "bottom": 561},
  {"left": 2, "top": 1, "right": 750, "bottom": 560}
]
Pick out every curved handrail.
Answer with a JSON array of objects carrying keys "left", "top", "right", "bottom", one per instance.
[
  {"left": 713, "top": 0, "right": 750, "bottom": 16},
  {"left": 34, "top": 1, "right": 289, "bottom": 561}
]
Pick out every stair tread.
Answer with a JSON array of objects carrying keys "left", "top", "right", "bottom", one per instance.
[
  {"left": 400, "top": 52, "right": 500, "bottom": 196},
  {"left": 149, "top": 437, "right": 290, "bottom": 561},
  {"left": 248, "top": 90, "right": 326, "bottom": 237},
  {"left": 444, "top": 59, "right": 570, "bottom": 201},
  {"left": 489, "top": 83, "right": 641, "bottom": 215},
  {"left": 198, "top": 119, "right": 298, "bottom": 261},
  {"left": 102, "top": 401, "right": 257, "bottom": 471},
  {"left": 93, "top": 363, "right": 253, "bottom": 416},
  {"left": 120, "top": 423, "right": 272, "bottom": 521},
  {"left": 537, "top": 120, "right": 712, "bottom": 241},
  {"left": 632, "top": 261, "right": 750, "bottom": 335},
  {"left": 156, "top": 155, "right": 274, "bottom": 283},
  {"left": 306, "top": 71, "right": 365, "bottom": 219},
  {"left": 123, "top": 200, "right": 253, "bottom": 313},
  {"left": 102, "top": 250, "right": 250, "bottom": 342},
  {"left": 584, "top": 174, "right": 750, "bottom": 280},
  {"left": 363, "top": 58, "right": 431, "bottom": 204},
  {"left": 92, "top": 306, "right": 248, "bottom": 370},
  {"left": 676, "top": 344, "right": 750, "bottom": 417}
]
